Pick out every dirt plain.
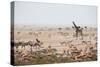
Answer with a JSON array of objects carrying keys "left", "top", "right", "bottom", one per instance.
[{"left": 11, "top": 26, "right": 97, "bottom": 65}]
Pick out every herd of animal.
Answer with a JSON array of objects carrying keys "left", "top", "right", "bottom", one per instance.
[{"left": 11, "top": 22, "right": 97, "bottom": 65}]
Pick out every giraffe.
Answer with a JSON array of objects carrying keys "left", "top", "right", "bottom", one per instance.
[{"left": 72, "top": 21, "right": 83, "bottom": 38}]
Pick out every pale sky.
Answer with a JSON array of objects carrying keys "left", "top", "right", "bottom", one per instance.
[{"left": 14, "top": 1, "right": 97, "bottom": 27}]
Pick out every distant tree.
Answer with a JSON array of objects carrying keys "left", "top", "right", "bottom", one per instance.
[
  {"left": 72, "top": 26, "right": 74, "bottom": 29},
  {"left": 84, "top": 26, "right": 88, "bottom": 31},
  {"left": 84, "top": 26, "right": 87, "bottom": 29},
  {"left": 58, "top": 27, "right": 62, "bottom": 30}
]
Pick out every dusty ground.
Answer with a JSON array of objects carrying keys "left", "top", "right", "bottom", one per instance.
[{"left": 12, "top": 26, "right": 97, "bottom": 65}]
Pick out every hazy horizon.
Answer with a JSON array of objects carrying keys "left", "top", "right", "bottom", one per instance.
[{"left": 13, "top": 1, "right": 97, "bottom": 27}]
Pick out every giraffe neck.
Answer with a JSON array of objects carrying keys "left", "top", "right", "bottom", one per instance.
[{"left": 72, "top": 22, "right": 78, "bottom": 28}]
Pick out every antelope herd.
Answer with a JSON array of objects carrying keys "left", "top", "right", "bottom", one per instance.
[{"left": 11, "top": 22, "right": 97, "bottom": 65}]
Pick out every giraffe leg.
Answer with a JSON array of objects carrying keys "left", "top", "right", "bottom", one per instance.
[
  {"left": 80, "top": 29, "right": 83, "bottom": 39},
  {"left": 76, "top": 30, "right": 78, "bottom": 37}
]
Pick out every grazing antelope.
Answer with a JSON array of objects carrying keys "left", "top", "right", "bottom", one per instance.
[
  {"left": 14, "top": 41, "right": 24, "bottom": 52},
  {"left": 33, "top": 38, "right": 43, "bottom": 49}
]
